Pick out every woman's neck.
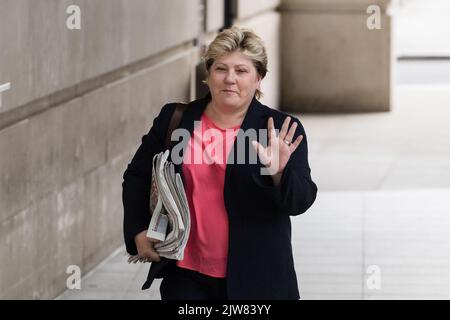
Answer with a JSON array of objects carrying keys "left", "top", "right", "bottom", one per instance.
[{"left": 204, "top": 100, "right": 249, "bottom": 128}]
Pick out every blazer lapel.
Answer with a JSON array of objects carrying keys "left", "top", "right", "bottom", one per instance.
[{"left": 225, "top": 96, "right": 269, "bottom": 178}]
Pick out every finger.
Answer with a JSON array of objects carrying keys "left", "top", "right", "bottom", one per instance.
[
  {"left": 268, "top": 117, "right": 275, "bottom": 132},
  {"left": 252, "top": 140, "right": 270, "bottom": 166},
  {"left": 144, "top": 249, "right": 161, "bottom": 262},
  {"left": 128, "top": 255, "right": 139, "bottom": 263},
  {"left": 142, "top": 254, "right": 160, "bottom": 263},
  {"left": 279, "top": 116, "right": 291, "bottom": 141},
  {"left": 268, "top": 125, "right": 279, "bottom": 158},
  {"left": 284, "top": 121, "right": 298, "bottom": 144},
  {"left": 290, "top": 134, "right": 304, "bottom": 152},
  {"left": 267, "top": 117, "right": 275, "bottom": 148},
  {"left": 148, "top": 237, "right": 160, "bottom": 244},
  {"left": 251, "top": 140, "right": 263, "bottom": 153},
  {"left": 135, "top": 257, "right": 143, "bottom": 264}
]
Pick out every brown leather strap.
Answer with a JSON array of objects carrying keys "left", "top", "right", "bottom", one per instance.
[{"left": 165, "top": 103, "right": 188, "bottom": 150}]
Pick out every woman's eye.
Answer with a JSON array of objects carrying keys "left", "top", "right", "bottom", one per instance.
[
  {"left": 216, "top": 67, "right": 226, "bottom": 71},
  {"left": 237, "top": 70, "right": 247, "bottom": 73}
]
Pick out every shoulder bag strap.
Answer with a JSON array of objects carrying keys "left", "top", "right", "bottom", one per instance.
[{"left": 165, "top": 103, "right": 188, "bottom": 150}]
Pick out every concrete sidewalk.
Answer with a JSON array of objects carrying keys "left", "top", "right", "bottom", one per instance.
[{"left": 57, "top": 84, "right": 450, "bottom": 299}]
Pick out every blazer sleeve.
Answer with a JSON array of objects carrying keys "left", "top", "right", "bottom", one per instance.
[
  {"left": 122, "top": 103, "right": 176, "bottom": 255},
  {"left": 251, "top": 117, "right": 318, "bottom": 216}
]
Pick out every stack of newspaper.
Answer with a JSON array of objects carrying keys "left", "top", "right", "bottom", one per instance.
[{"left": 128, "top": 150, "right": 191, "bottom": 262}]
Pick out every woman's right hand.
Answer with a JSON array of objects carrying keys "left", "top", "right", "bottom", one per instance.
[{"left": 134, "top": 230, "right": 161, "bottom": 262}]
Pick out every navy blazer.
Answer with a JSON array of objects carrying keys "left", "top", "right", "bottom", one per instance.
[{"left": 122, "top": 93, "right": 318, "bottom": 300}]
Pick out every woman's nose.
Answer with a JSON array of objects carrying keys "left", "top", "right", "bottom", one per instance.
[{"left": 224, "top": 71, "right": 236, "bottom": 83}]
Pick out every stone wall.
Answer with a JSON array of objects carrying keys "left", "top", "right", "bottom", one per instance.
[{"left": 0, "top": 0, "right": 201, "bottom": 299}]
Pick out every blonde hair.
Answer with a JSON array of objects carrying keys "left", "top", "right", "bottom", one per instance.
[{"left": 203, "top": 26, "right": 268, "bottom": 99}]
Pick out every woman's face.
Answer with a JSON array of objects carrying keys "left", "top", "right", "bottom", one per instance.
[{"left": 207, "top": 50, "right": 262, "bottom": 109}]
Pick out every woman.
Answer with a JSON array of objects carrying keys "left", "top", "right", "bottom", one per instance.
[{"left": 122, "top": 26, "right": 318, "bottom": 300}]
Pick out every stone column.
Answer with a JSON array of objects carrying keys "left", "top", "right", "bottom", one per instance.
[{"left": 280, "top": 0, "right": 393, "bottom": 112}]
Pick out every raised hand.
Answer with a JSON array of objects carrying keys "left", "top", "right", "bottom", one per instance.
[{"left": 251, "top": 116, "right": 303, "bottom": 176}]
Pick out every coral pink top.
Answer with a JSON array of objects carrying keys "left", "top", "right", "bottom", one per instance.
[{"left": 176, "top": 113, "right": 241, "bottom": 277}]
